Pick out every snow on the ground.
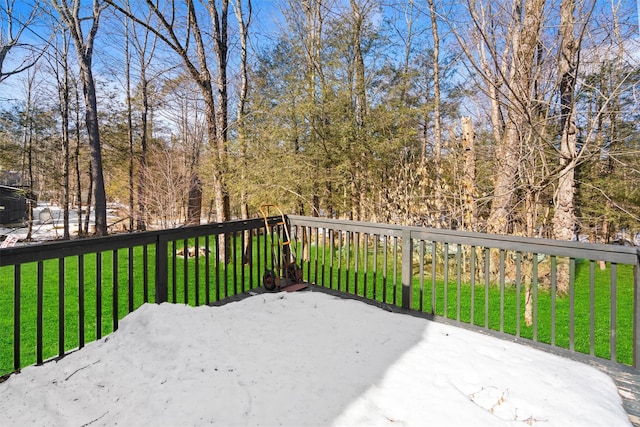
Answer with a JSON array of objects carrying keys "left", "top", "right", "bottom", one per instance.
[
  {"left": 0, "top": 204, "right": 93, "bottom": 244},
  {"left": 0, "top": 291, "right": 630, "bottom": 426}
]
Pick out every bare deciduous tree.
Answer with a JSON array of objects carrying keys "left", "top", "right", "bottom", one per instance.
[
  {"left": 0, "top": 0, "right": 44, "bottom": 83},
  {"left": 49, "top": 0, "right": 108, "bottom": 235},
  {"left": 107, "top": 0, "right": 232, "bottom": 230}
]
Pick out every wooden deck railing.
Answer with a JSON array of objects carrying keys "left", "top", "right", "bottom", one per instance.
[
  {"left": 288, "top": 215, "right": 640, "bottom": 370},
  {"left": 1, "top": 215, "right": 639, "bottom": 379},
  {"left": 0, "top": 217, "right": 286, "bottom": 377}
]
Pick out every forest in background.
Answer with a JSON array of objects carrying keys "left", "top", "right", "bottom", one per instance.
[{"left": 0, "top": 0, "right": 638, "bottom": 244}]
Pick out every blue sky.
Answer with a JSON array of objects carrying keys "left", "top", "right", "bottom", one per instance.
[{"left": 0, "top": 0, "right": 638, "bottom": 106}]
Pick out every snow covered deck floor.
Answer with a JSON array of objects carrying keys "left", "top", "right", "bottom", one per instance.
[{"left": 219, "top": 284, "right": 640, "bottom": 426}]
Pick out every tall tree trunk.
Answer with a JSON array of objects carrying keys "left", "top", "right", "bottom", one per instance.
[
  {"left": 552, "top": 0, "right": 590, "bottom": 293},
  {"left": 428, "top": 0, "right": 443, "bottom": 228},
  {"left": 61, "top": 63, "right": 71, "bottom": 239},
  {"left": 486, "top": 0, "right": 546, "bottom": 236},
  {"left": 52, "top": 0, "right": 108, "bottom": 236},
  {"left": 130, "top": 7, "right": 157, "bottom": 232},
  {"left": 84, "top": 160, "right": 93, "bottom": 234},
  {"left": 136, "top": 70, "right": 149, "bottom": 231},
  {"left": 50, "top": 30, "right": 72, "bottom": 238},
  {"left": 81, "top": 64, "right": 108, "bottom": 235},
  {"left": 299, "top": 0, "right": 324, "bottom": 216},
  {"left": 349, "top": 0, "right": 368, "bottom": 221},
  {"left": 23, "top": 70, "right": 35, "bottom": 241},
  {"left": 553, "top": 0, "right": 580, "bottom": 243},
  {"left": 125, "top": 22, "right": 135, "bottom": 232},
  {"left": 74, "top": 81, "right": 83, "bottom": 235},
  {"left": 209, "top": 0, "right": 231, "bottom": 227},
  {"left": 187, "top": 174, "right": 202, "bottom": 224},
  {"left": 234, "top": 0, "right": 252, "bottom": 262}
]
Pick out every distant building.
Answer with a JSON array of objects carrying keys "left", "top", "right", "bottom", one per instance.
[{"left": 0, "top": 185, "right": 35, "bottom": 225}]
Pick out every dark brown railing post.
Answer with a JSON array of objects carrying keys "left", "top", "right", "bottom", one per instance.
[
  {"left": 402, "top": 229, "right": 413, "bottom": 310},
  {"left": 155, "top": 234, "right": 168, "bottom": 303}
]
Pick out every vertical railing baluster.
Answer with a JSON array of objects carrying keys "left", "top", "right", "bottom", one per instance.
[
  {"left": 633, "top": 259, "right": 640, "bottom": 369},
  {"left": 346, "top": 232, "right": 351, "bottom": 293},
  {"left": 484, "top": 248, "right": 490, "bottom": 329},
  {"left": 59, "top": 258, "right": 65, "bottom": 357},
  {"left": 419, "top": 240, "right": 424, "bottom": 312},
  {"left": 499, "top": 249, "right": 505, "bottom": 333},
  {"left": 533, "top": 253, "right": 538, "bottom": 342},
  {"left": 443, "top": 243, "right": 449, "bottom": 318},
  {"left": 195, "top": 236, "right": 200, "bottom": 306},
  {"left": 171, "top": 241, "right": 177, "bottom": 303},
  {"left": 611, "top": 263, "right": 617, "bottom": 362},
  {"left": 363, "top": 233, "right": 368, "bottom": 298},
  {"left": 314, "top": 227, "right": 319, "bottom": 286},
  {"left": 516, "top": 252, "right": 521, "bottom": 337},
  {"left": 128, "top": 247, "right": 134, "bottom": 313},
  {"left": 256, "top": 230, "right": 262, "bottom": 290},
  {"left": 247, "top": 231, "right": 252, "bottom": 292},
  {"left": 215, "top": 234, "right": 221, "bottom": 301},
  {"left": 551, "top": 256, "right": 557, "bottom": 346},
  {"left": 143, "top": 245, "right": 149, "bottom": 303},
  {"left": 295, "top": 225, "right": 302, "bottom": 280},
  {"left": 382, "top": 235, "right": 388, "bottom": 304},
  {"left": 205, "top": 236, "right": 211, "bottom": 304},
  {"left": 321, "top": 228, "right": 326, "bottom": 287},
  {"left": 337, "top": 231, "right": 343, "bottom": 292},
  {"left": 354, "top": 232, "right": 360, "bottom": 295},
  {"left": 401, "top": 231, "right": 412, "bottom": 310},
  {"left": 456, "top": 244, "right": 461, "bottom": 322},
  {"left": 372, "top": 234, "right": 378, "bottom": 299},
  {"left": 431, "top": 242, "right": 436, "bottom": 315},
  {"left": 590, "top": 260, "right": 596, "bottom": 356},
  {"left": 393, "top": 236, "right": 398, "bottom": 305},
  {"left": 78, "top": 254, "right": 85, "bottom": 349},
  {"left": 470, "top": 246, "right": 476, "bottom": 326},
  {"left": 96, "top": 253, "right": 102, "bottom": 340},
  {"left": 276, "top": 226, "right": 282, "bottom": 277},
  {"left": 305, "top": 226, "right": 311, "bottom": 284},
  {"left": 183, "top": 239, "right": 189, "bottom": 304},
  {"left": 113, "top": 250, "right": 119, "bottom": 331},
  {"left": 233, "top": 233, "right": 239, "bottom": 295},
  {"left": 224, "top": 234, "right": 230, "bottom": 297},
  {"left": 37, "top": 261, "right": 43, "bottom": 365},
  {"left": 329, "top": 229, "right": 335, "bottom": 290},
  {"left": 13, "top": 265, "right": 20, "bottom": 372},
  {"left": 569, "top": 258, "right": 576, "bottom": 352},
  {"left": 262, "top": 226, "right": 268, "bottom": 275}
]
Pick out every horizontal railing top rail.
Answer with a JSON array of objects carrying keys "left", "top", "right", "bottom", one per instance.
[
  {"left": 288, "top": 215, "right": 640, "bottom": 265},
  {"left": 0, "top": 217, "right": 279, "bottom": 267}
]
